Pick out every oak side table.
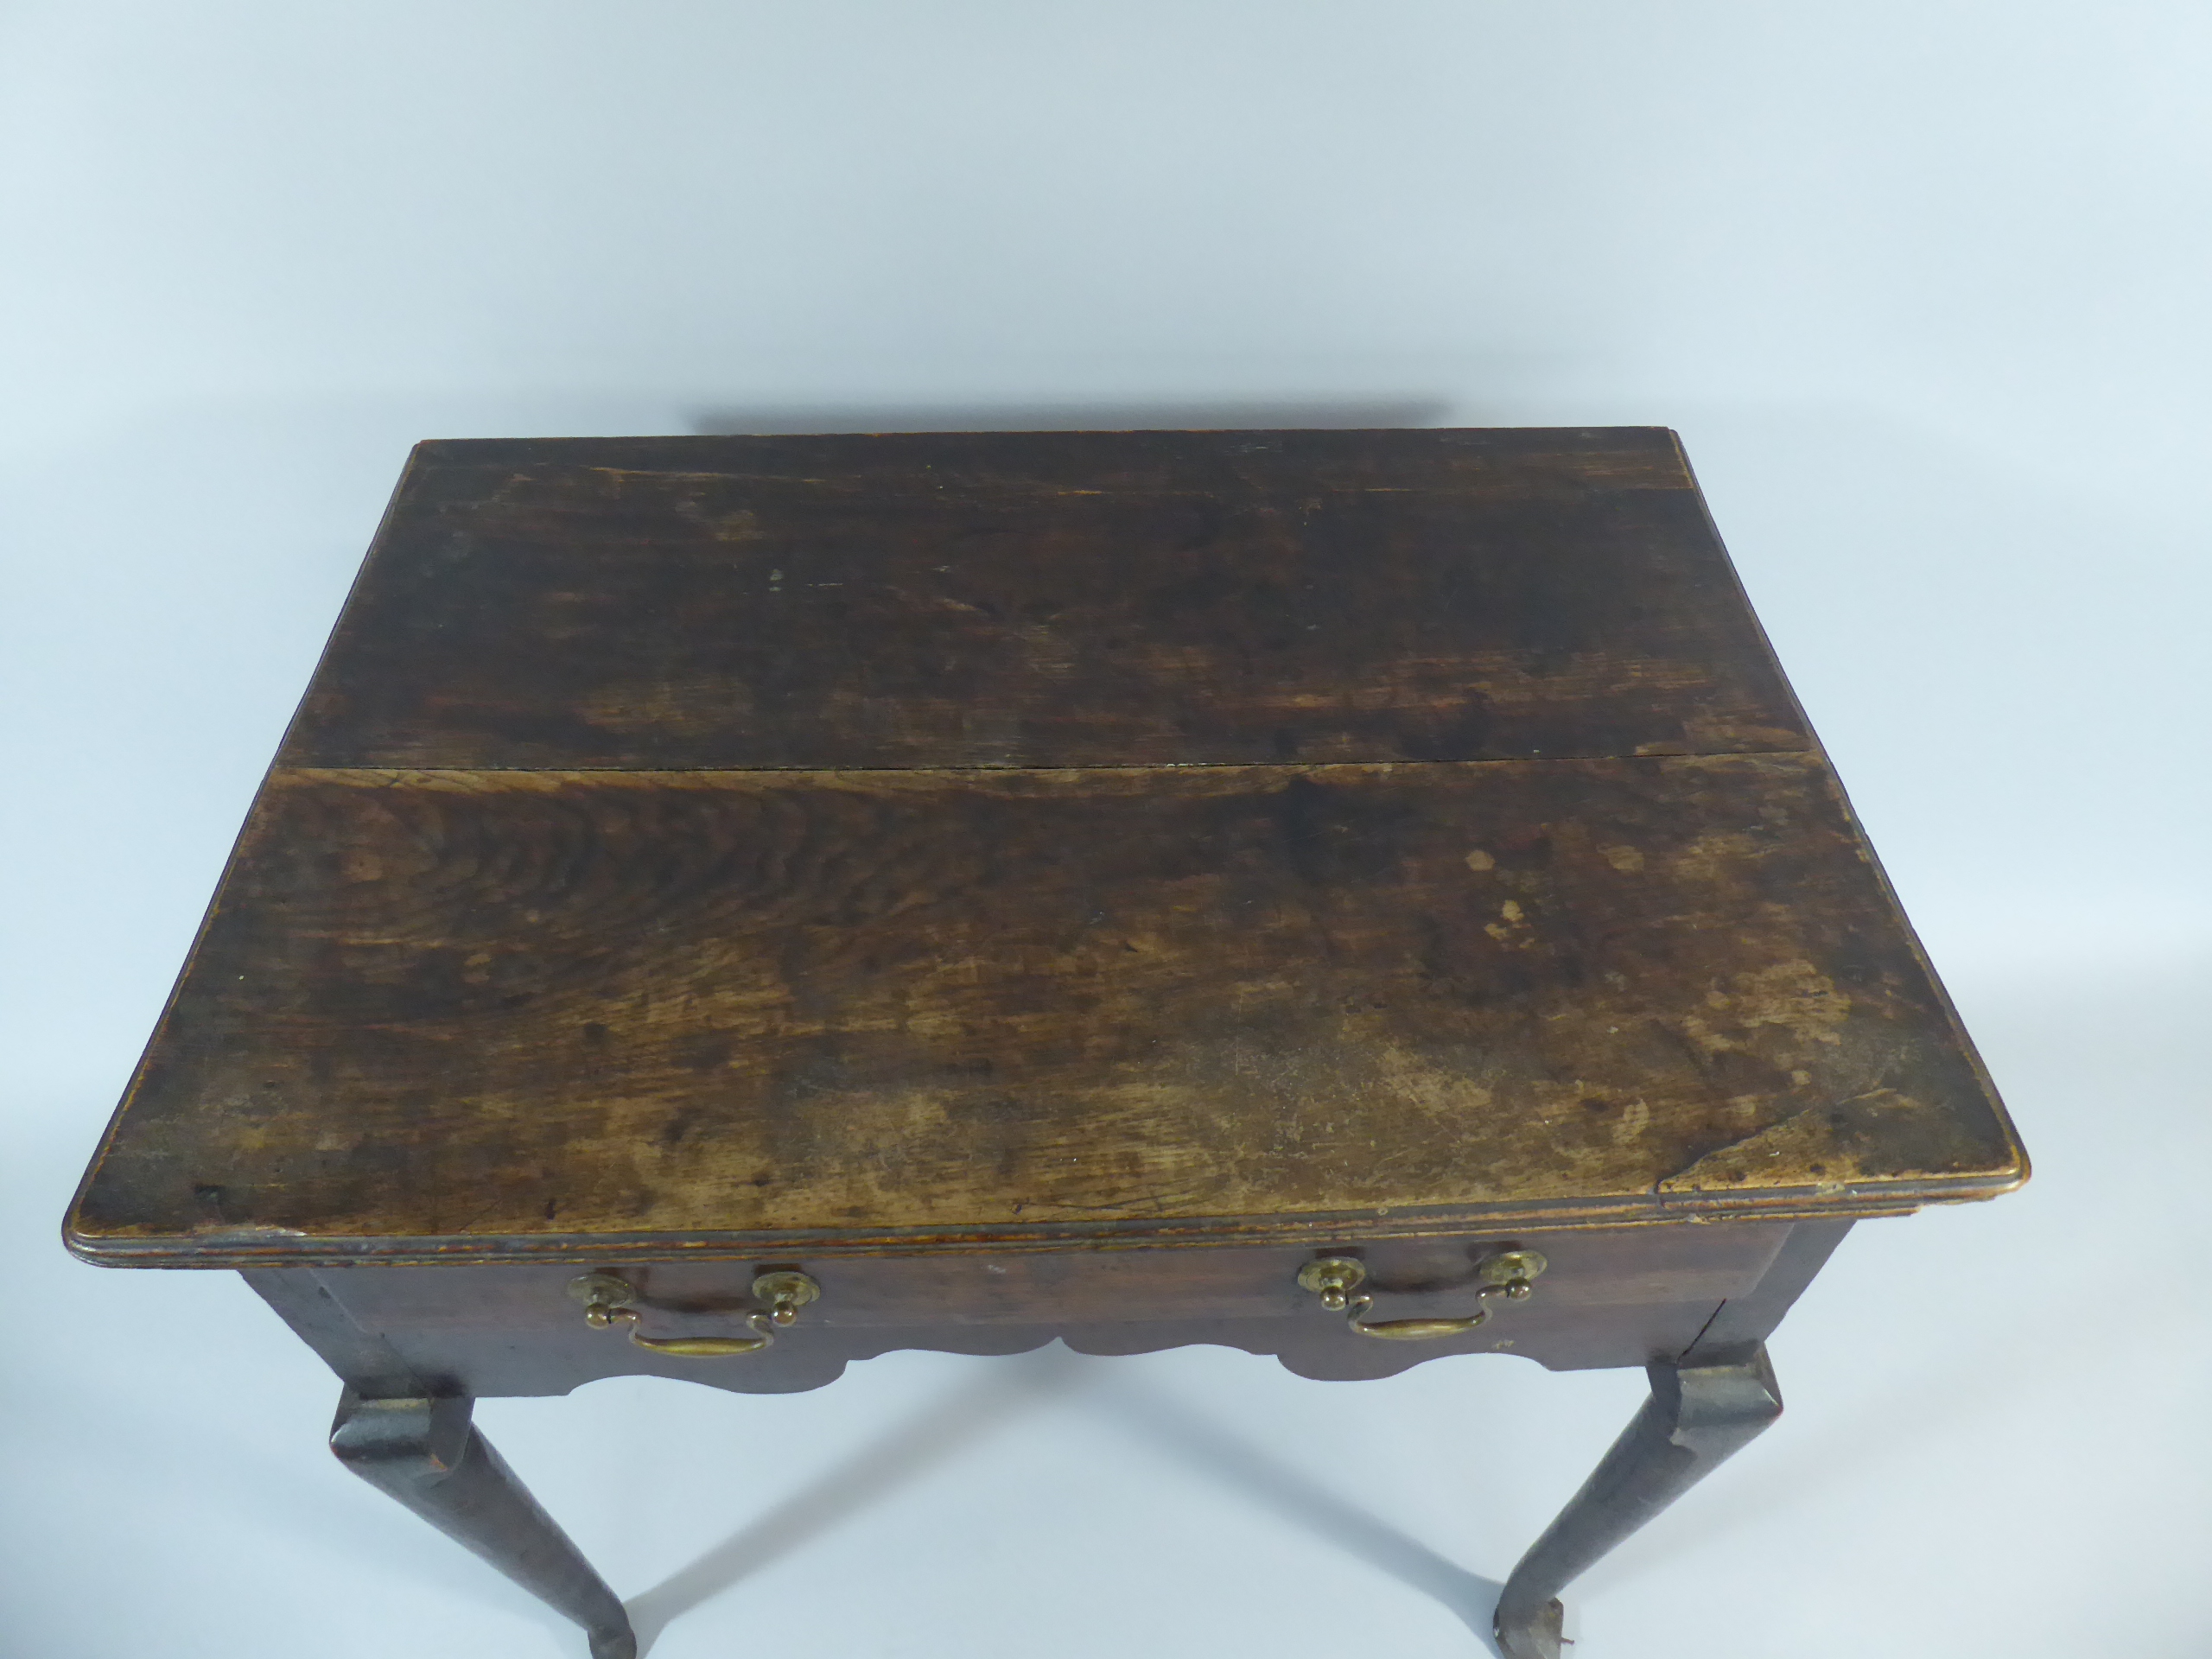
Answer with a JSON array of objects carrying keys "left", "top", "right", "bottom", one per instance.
[{"left": 66, "top": 429, "right": 2028, "bottom": 1658}]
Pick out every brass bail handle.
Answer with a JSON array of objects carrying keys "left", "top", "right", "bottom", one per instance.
[
  {"left": 1297, "top": 1249, "right": 1546, "bottom": 1341},
  {"left": 567, "top": 1268, "right": 820, "bottom": 1357}
]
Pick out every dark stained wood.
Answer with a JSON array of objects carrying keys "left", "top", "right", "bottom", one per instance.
[
  {"left": 270, "top": 1217, "right": 1834, "bottom": 1655},
  {"left": 276, "top": 429, "right": 1812, "bottom": 772},
  {"left": 69, "top": 754, "right": 2017, "bottom": 1265},
  {"left": 270, "top": 1220, "right": 1802, "bottom": 1395},
  {"left": 245, "top": 1267, "right": 423, "bottom": 1399},
  {"left": 329, "top": 1391, "right": 634, "bottom": 1659},
  {"left": 68, "top": 429, "right": 2024, "bottom": 1659},
  {"left": 1678, "top": 1217, "right": 1853, "bottom": 1363},
  {"left": 243, "top": 1218, "right": 1840, "bottom": 1402},
  {"left": 1492, "top": 1344, "right": 1786, "bottom": 1659}
]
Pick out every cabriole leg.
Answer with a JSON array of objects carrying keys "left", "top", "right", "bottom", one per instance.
[
  {"left": 1493, "top": 1343, "right": 1783, "bottom": 1659},
  {"left": 330, "top": 1389, "right": 635, "bottom": 1659}
]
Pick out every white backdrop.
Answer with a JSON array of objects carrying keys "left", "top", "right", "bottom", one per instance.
[{"left": 3, "top": 3, "right": 2208, "bottom": 1656}]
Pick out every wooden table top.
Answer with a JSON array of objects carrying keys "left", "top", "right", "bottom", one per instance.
[{"left": 66, "top": 429, "right": 2025, "bottom": 1268}]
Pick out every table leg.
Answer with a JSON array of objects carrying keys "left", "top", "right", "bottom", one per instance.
[
  {"left": 1492, "top": 1343, "right": 1783, "bottom": 1659},
  {"left": 330, "top": 1389, "right": 636, "bottom": 1659}
]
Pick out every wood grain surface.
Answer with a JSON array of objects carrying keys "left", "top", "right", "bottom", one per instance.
[
  {"left": 70, "top": 756, "right": 2019, "bottom": 1263},
  {"left": 277, "top": 429, "right": 1810, "bottom": 771},
  {"left": 67, "top": 429, "right": 2024, "bottom": 1269}
]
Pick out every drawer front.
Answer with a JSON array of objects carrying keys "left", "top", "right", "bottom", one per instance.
[{"left": 273, "top": 1221, "right": 1799, "bottom": 1395}]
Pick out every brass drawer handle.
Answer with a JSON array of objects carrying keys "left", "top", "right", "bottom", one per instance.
[
  {"left": 1297, "top": 1250, "right": 1546, "bottom": 1340},
  {"left": 566, "top": 1269, "right": 819, "bottom": 1357}
]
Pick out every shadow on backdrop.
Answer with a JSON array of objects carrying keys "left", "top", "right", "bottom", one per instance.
[
  {"left": 626, "top": 1348, "right": 1507, "bottom": 1656},
  {"left": 1080, "top": 1378, "right": 1508, "bottom": 1656},
  {"left": 688, "top": 397, "right": 1461, "bottom": 435},
  {"left": 624, "top": 1346, "right": 1090, "bottom": 1652}
]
